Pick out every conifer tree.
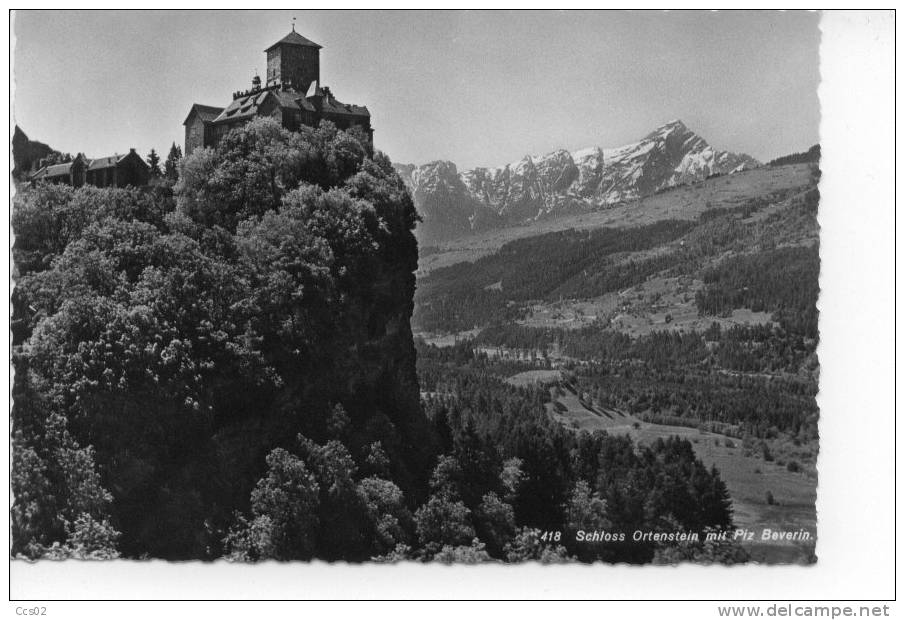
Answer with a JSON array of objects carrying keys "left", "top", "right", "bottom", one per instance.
[
  {"left": 146, "top": 149, "right": 162, "bottom": 178},
  {"left": 164, "top": 142, "right": 182, "bottom": 181}
]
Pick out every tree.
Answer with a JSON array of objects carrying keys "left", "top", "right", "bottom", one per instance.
[
  {"left": 362, "top": 442, "right": 391, "bottom": 479},
  {"left": 564, "top": 479, "right": 612, "bottom": 562},
  {"left": 503, "top": 527, "right": 572, "bottom": 563},
  {"left": 10, "top": 383, "right": 121, "bottom": 559},
  {"left": 499, "top": 457, "right": 525, "bottom": 505},
  {"left": 295, "top": 437, "right": 366, "bottom": 559},
  {"left": 414, "top": 455, "right": 476, "bottom": 551},
  {"left": 565, "top": 480, "right": 610, "bottom": 533},
  {"left": 38, "top": 151, "right": 73, "bottom": 169},
  {"left": 223, "top": 448, "right": 321, "bottom": 561},
  {"left": 146, "top": 148, "right": 162, "bottom": 178},
  {"left": 474, "top": 492, "right": 515, "bottom": 557},
  {"left": 164, "top": 142, "right": 182, "bottom": 181},
  {"left": 356, "top": 476, "right": 413, "bottom": 556},
  {"left": 413, "top": 493, "right": 475, "bottom": 550}
]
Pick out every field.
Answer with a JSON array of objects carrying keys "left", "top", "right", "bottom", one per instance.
[{"left": 505, "top": 369, "right": 563, "bottom": 386}]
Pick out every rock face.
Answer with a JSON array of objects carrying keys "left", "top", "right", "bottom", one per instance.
[{"left": 395, "top": 120, "right": 759, "bottom": 244}]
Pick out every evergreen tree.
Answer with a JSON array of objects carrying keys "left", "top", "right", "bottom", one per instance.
[
  {"left": 164, "top": 142, "right": 182, "bottom": 181},
  {"left": 38, "top": 151, "right": 73, "bottom": 169},
  {"left": 146, "top": 148, "right": 162, "bottom": 178}
]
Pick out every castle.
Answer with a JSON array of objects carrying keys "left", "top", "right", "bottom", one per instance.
[{"left": 184, "top": 26, "right": 373, "bottom": 155}]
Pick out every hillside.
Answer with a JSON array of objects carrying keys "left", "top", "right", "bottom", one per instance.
[
  {"left": 396, "top": 120, "right": 759, "bottom": 244},
  {"left": 417, "top": 162, "right": 815, "bottom": 275}
]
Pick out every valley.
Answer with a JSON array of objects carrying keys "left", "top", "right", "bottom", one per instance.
[
  {"left": 412, "top": 156, "right": 821, "bottom": 563},
  {"left": 543, "top": 374, "right": 816, "bottom": 563}
]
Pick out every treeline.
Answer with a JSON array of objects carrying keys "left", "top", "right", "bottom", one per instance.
[
  {"left": 696, "top": 245, "right": 820, "bottom": 338},
  {"left": 572, "top": 366, "right": 819, "bottom": 441},
  {"left": 767, "top": 145, "right": 820, "bottom": 167},
  {"left": 476, "top": 322, "right": 817, "bottom": 376}
]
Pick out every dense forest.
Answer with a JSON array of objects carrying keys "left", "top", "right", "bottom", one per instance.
[
  {"left": 696, "top": 246, "right": 819, "bottom": 337},
  {"left": 11, "top": 118, "right": 747, "bottom": 563},
  {"left": 767, "top": 145, "right": 820, "bottom": 167}
]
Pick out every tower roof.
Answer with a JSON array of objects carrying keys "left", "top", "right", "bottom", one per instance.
[{"left": 265, "top": 29, "right": 322, "bottom": 52}]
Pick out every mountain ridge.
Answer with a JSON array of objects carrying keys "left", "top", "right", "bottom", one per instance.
[{"left": 395, "top": 120, "right": 760, "bottom": 244}]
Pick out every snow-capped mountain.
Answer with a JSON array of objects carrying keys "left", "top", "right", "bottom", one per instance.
[{"left": 394, "top": 120, "right": 759, "bottom": 244}]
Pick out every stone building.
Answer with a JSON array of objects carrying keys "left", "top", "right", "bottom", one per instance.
[
  {"left": 85, "top": 149, "right": 150, "bottom": 188},
  {"left": 30, "top": 149, "right": 149, "bottom": 188},
  {"left": 184, "top": 26, "right": 372, "bottom": 155},
  {"left": 29, "top": 154, "right": 89, "bottom": 187}
]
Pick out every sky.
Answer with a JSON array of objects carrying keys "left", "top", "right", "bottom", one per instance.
[{"left": 12, "top": 10, "right": 820, "bottom": 169}]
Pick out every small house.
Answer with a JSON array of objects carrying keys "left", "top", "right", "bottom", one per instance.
[{"left": 85, "top": 149, "right": 150, "bottom": 188}]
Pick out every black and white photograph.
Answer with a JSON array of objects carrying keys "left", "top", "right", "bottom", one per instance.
[{"left": 6, "top": 7, "right": 897, "bottom": 606}]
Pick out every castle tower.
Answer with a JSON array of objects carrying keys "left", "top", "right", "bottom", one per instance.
[{"left": 264, "top": 25, "right": 321, "bottom": 92}]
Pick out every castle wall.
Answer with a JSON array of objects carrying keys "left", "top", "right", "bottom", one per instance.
[
  {"left": 267, "top": 45, "right": 319, "bottom": 92},
  {"left": 185, "top": 114, "right": 207, "bottom": 155}
]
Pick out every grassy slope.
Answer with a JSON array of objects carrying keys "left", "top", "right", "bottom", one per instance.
[{"left": 417, "top": 164, "right": 815, "bottom": 276}]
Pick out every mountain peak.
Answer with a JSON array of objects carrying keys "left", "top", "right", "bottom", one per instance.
[
  {"left": 394, "top": 120, "right": 760, "bottom": 244},
  {"left": 646, "top": 119, "right": 691, "bottom": 139}
]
